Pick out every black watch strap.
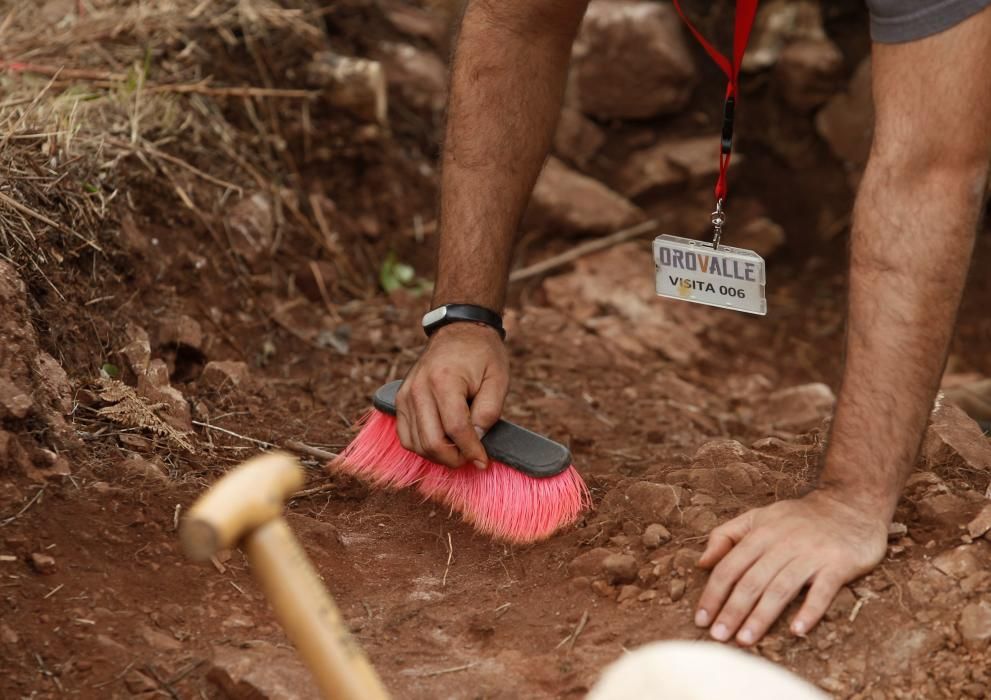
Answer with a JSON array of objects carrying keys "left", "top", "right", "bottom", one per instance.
[{"left": 422, "top": 303, "right": 506, "bottom": 340}]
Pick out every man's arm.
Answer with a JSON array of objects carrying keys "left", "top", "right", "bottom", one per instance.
[
  {"left": 696, "top": 8, "right": 991, "bottom": 645},
  {"left": 396, "top": 0, "right": 589, "bottom": 468}
]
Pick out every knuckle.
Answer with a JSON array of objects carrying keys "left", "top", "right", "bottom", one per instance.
[
  {"left": 733, "top": 580, "right": 761, "bottom": 600},
  {"left": 765, "top": 583, "right": 793, "bottom": 603}
]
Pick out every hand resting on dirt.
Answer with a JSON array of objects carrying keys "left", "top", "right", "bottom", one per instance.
[
  {"left": 395, "top": 322, "right": 509, "bottom": 469},
  {"left": 694, "top": 489, "right": 887, "bottom": 646}
]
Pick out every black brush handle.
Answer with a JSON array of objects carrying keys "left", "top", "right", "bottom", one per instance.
[{"left": 371, "top": 381, "right": 572, "bottom": 478}]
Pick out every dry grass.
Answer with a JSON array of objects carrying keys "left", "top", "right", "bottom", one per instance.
[{"left": 0, "top": 0, "right": 353, "bottom": 293}]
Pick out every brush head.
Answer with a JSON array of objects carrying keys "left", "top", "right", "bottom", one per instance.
[
  {"left": 416, "top": 448, "right": 591, "bottom": 542},
  {"left": 331, "top": 383, "right": 592, "bottom": 543},
  {"left": 332, "top": 409, "right": 430, "bottom": 489}
]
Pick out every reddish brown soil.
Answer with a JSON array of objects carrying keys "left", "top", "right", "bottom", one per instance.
[{"left": 2, "top": 2, "right": 991, "bottom": 699}]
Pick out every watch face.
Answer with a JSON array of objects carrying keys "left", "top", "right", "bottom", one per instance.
[{"left": 421, "top": 306, "right": 448, "bottom": 328}]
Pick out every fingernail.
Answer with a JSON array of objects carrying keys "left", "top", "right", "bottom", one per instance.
[
  {"left": 473, "top": 460, "right": 487, "bottom": 470},
  {"left": 694, "top": 609, "right": 710, "bottom": 627},
  {"left": 473, "top": 425, "right": 485, "bottom": 439},
  {"left": 792, "top": 620, "right": 807, "bottom": 636},
  {"left": 710, "top": 623, "right": 729, "bottom": 641},
  {"left": 737, "top": 628, "right": 754, "bottom": 645}
]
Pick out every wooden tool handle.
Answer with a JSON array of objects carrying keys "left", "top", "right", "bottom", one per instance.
[
  {"left": 247, "top": 519, "right": 391, "bottom": 700},
  {"left": 180, "top": 452, "right": 304, "bottom": 561}
]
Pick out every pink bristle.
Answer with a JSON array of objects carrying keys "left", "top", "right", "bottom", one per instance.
[
  {"left": 331, "top": 409, "right": 592, "bottom": 543},
  {"left": 417, "top": 461, "right": 591, "bottom": 544},
  {"left": 331, "top": 411, "right": 430, "bottom": 489}
]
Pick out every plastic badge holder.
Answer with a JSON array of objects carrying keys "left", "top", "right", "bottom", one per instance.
[{"left": 653, "top": 234, "right": 767, "bottom": 316}]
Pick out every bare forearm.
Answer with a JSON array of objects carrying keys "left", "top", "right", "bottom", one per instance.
[
  {"left": 433, "top": 0, "right": 588, "bottom": 310},
  {"left": 821, "top": 165, "right": 985, "bottom": 519},
  {"left": 820, "top": 24, "right": 991, "bottom": 520}
]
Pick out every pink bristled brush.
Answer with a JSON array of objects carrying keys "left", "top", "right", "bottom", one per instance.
[{"left": 332, "top": 381, "right": 591, "bottom": 543}]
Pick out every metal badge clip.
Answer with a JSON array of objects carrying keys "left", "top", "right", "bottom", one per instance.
[{"left": 710, "top": 199, "right": 726, "bottom": 250}]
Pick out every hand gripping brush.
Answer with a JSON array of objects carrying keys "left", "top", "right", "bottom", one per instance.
[{"left": 332, "top": 380, "right": 591, "bottom": 543}]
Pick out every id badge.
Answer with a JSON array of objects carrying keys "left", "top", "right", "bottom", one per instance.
[{"left": 653, "top": 234, "right": 767, "bottom": 316}]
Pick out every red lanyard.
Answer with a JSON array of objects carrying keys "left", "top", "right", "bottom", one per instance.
[{"left": 671, "top": 0, "right": 759, "bottom": 203}]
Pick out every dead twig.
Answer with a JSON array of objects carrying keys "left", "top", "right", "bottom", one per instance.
[
  {"left": 192, "top": 420, "right": 275, "bottom": 448},
  {"left": 442, "top": 532, "right": 454, "bottom": 587},
  {"left": 284, "top": 440, "right": 338, "bottom": 461},
  {"left": 411, "top": 662, "right": 478, "bottom": 678},
  {"left": 509, "top": 219, "right": 660, "bottom": 284},
  {"left": 0, "top": 487, "right": 46, "bottom": 527}
]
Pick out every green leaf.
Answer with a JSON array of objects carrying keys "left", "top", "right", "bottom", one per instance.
[{"left": 100, "top": 363, "right": 120, "bottom": 379}]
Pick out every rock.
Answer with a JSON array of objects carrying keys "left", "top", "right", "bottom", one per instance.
[
  {"left": 922, "top": 401, "right": 991, "bottom": 472},
  {"left": 569, "top": 548, "right": 613, "bottom": 577},
  {"left": 967, "top": 504, "right": 991, "bottom": 539},
  {"left": 158, "top": 315, "right": 204, "bottom": 353},
  {"left": 0, "top": 379, "right": 33, "bottom": 419},
  {"left": 669, "top": 578, "right": 686, "bottom": 602},
  {"left": 602, "top": 553, "right": 639, "bottom": 584},
  {"left": 616, "top": 135, "right": 734, "bottom": 198},
  {"left": 591, "top": 580, "right": 617, "bottom": 598},
  {"left": 139, "top": 624, "right": 181, "bottom": 652},
  {"left": 95, "top": 633, "right": 128, "bottom": 653},
  {"left": 638, "top": 589, "right": 658, "bottom": 602},
  {"left": 961, "top": 571, "right": 991, "bottom": 594},
  {"left": 877, "top": 624, "right": 946, "bottom": 674},
  {"left": 932, "top": 547, "right": 981, "bottom": 580},
  {"left": 684, "top": 507, "right": 718, "bottom": 534},
  {"left": 0, "top": 430, "right": 33, "bottom": 476},
  {"left": 693, "top": 440, "right": 760, "bottom": 468},
  {"left": 124, "top": 669, "right": 158, "bottom": 694},
  {"left": 553, "top": 107, "right": 606, "bottom": 170},
  {"left": 34, "top": 353, "right": 72, "bottom": 415},
  {"left": 118, "top": 455, "right": 168, "bottom": 483},
  {"left": 617, "top": 584, "right": 642, "bottom": 603},
  {"left": 642, "top": 523, "right": 672, "bottom": 549},
  {"left": 775, "top": 39, "right": 844, "bottom": 112},
  {"left": 755, "top": 383, "right": 835, "bottom": 433},
  {"left": 377, "top": 42, "right": 447, "bottom": 112},
  {"left": 137, "top": 381, "right": 193, "bottom": 433},
  {"left": 526, "top": 157, "right": 643, "bottom": 234},
  {"left": 942, "top": 376, "right": 991, "bottom": 425},
  {"left": 637, "top": 564, "right": 658, "bottom": 587},
  {"left": 0, "top": 622, "right": 19, "bottom": 644},
  {"left": 200, "top": 361, "right": 251, "bottom": 391},
  {"left": 143, "top": 359, "right": 170, "bottom": 389},
  {"left": 120, "top": 324, "right": 151, "bottom": 376},
  {"left": 226, "top": 192, "right": 276, "bottom": 266},
  {"left": 825, "top": 586, "right": 857, "bottom": 621},
  {"left": 29, "top": 552, "right": 56, "bottom": 574},
  {"left": 625, "top": 482, "right": 681, "bottom": 524},
  {"left": 672, "top": 548, "right": 701, "bottom": 573},
  {"left": 916, "top": 493, "right": 972, "bottom": 527},
  {"left": 572, "top": 0, "right": 695, "bottom": 119},
  {"left": 668, "top": 464, "right": 755, "bottom": 495},
  {"left": 733, "top": 217, "right": 786, "bottom": 258},
  {"left": 742, "top": 0, "right": 833, "bottom": 72},
  {"left": 379, "top": 0, "right": 447, "bottom": 45},
  {"left": 887, "top": 522, "right": 908, "bottom": 539},
  {"left": 816, "top": 58, "right": 873, "bottom": 170},
  {"left": 305, "top": 51, "right": 387, "bottom": 125},
  {"left": 959, "top": 601, "right": 991, "bottom": 648}
]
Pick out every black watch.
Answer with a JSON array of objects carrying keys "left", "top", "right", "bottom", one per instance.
[{"left": 421, "top": 303, "right": 506, "bottom": 340}]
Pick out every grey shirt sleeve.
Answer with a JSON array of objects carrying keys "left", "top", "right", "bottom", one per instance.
[{"left": 866, "top": 0, "right": 991, "bottom": 43}]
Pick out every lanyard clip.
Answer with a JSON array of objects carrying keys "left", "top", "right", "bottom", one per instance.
[
  {"left": 711, "top": 198, "right": 726, "bottom": 250},
  {"left": 720, "top": 96, "right": 735, "bottom": 154}
]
